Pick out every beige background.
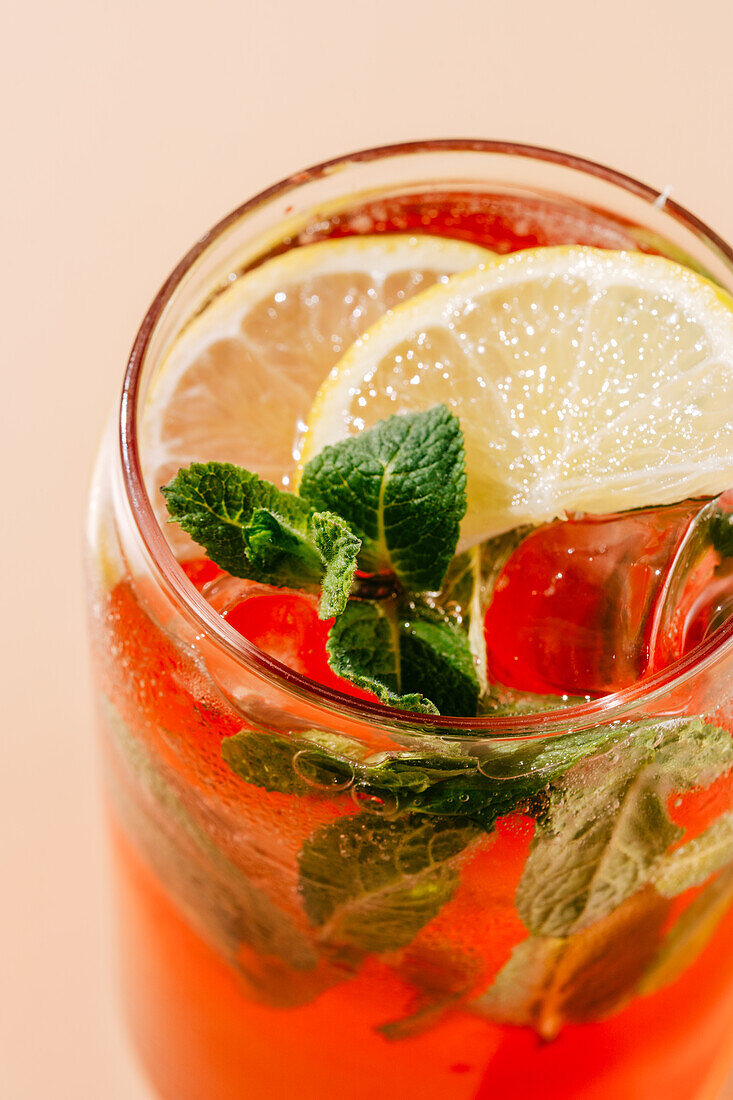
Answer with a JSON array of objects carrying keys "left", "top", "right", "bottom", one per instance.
[{"left": 2, "top": 0, "right": 733, "bottom": 1096}]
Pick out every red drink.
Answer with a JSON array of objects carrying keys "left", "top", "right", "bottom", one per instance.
[{"left": 87, "top": 143, "right": 733, "bottom": 1100}]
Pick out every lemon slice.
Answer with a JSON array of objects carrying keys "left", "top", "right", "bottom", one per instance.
[
  {"left": 142, "top": 233, "right": 493, "bottom": 543},
  {"left": 300, "top": 246, "right": 733, "bottom": 548}
]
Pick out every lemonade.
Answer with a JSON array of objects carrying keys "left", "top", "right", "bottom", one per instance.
[{"left": 87, "top": 142, "right": 733, "bottom": 1100}]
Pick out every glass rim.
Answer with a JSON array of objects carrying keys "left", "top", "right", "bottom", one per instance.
[{"left": 120, "top": 137, "right": 733, "bottom": 737}]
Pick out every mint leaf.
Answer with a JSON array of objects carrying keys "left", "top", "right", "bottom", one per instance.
[
  {"left": 220, "top": 726, "right": 514, "bottom": 832},
  {"left": 360, "top": 752, "right": 477, "bottom": 796},
  {"left": 162, "top": 462, "right": 320, "bottom": 586},
  {"left": 299, "top": 406, "right": 466, "bottom": 592},
  {"left": 515, "top": 719, "right": 733, "bottom": 937},
  {"left": 396, "top": 725, "right": 631, "bottom": 830},
  {"left": 379, "top": 942, "right": 483, "bottom": 1040},
  {"left": 396, "top": 726, "right": 629, "bottom": 827},
  {"left": 311, "top": 511, "right": 361, "bottom": 619},
  {"left": 476, "top": 935, "right": 567, "bottom": 1036},
  {"left": 475, "top": 722, "right": 629, "bottom": 782},
  {"left": 638, "top": 864, "right": 733, "bottom": 996},
  {"left": 222, "top": 728, "right": 362, "bottom": 795},
  {"left": 220, "top": 723, "right": 630, "bottom": 835},
  {"left": 477, "top": 885, "right": 671, "bottom": 1039},
  {"left": 395, "top": 603, "right": 481, "bottom": 716},
  {"left": 326, "top": 601, "right": 435, "bottom": 713},
  {"left": 243, "top": 507, "right": 322, "bottom": 583},
  {"left": 653, "top": 718, "right": 733, "bottom": 787},
  {"left": 653, "top": 812, "right": 733, "bottom": 897},
  {"left": 221, "top": 727, "right": 488, "bottom": 816},
  {"left": 516, "top": 749, "right": 672, "bottom": 937},
  {"left": 161, "top": 463, "right": 359, "bottom": 615},
  {"left": 710, "top": 510, "right": 733, "bottom": 557},
  {"left": 326, "top": 598, "right": 479, "bottom": 716},
  {"left": 298, "top": 813, "right": 479, "bottom": 954}
]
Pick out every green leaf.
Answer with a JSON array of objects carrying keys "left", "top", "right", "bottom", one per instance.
[
  {"left": 359, "top": 754, "right": 540, "bottom": 833},
  {"left": 361, "top": 752, "right": 477, "bottom": 795},
  {"left": 298, "top": 813, "right": 480, "bottom": 954},
  {"left": 398, "top": 602, "right": 481, "bottom": 716},
  {"left": 477, "top": 886, "right": 671, "bottom": 1039},
  {"left": 397, "top": 725, "right": 632, "bottom": 831},
  {"left": 379, "top": 942, "right": 483, "bottom": 1040},
  {"left": 221, "top": 726, "right": 487, "bottom": 815},
  {"left": 710, "top": 510, "right": 733, "bottom": 558},
  {"left": 162, "top": 462, "right": 322, "bottom": 588},
  {"left": 653, "top": 718, "right": 733, "bottom": 788},
  {"left": 243, "top": 507, "right": 323, "bottom": 584},
  {"left": 477, "top": 935, "right": 567, "bottom": 1035},
  {"left": 475, "top": 723, "right": 630, "bottom": 783},
  {"left": 299, "top": 406, "right": 466, "bottom": 592},
  {"left": 161, "top": 463, "right": 361, "bottom": 615},
  {"left": 221, "top": 723, "right": 635, "bottom": 836},
  {"left": 521, "top": 776, "right": 679, "bottom": 938},
  {"left": 516, "top": 758, "right": 668, "bottom": 937},
  {"left": 515, "top": 719, "right": 733, "bottom": 937},
  {"left": 638, "top": 864, "right": 733, "bottom": 996},
  {"left": 326, "top": 601, "right": 435, "bottom": 713},
  {"left": 222, "top": 728, "right": 363, "bottom": 796},
  {"left": 326, "top": 598, "right": 480, "bottom": 716},
  {"left": 310, "top": 511, "right": 361, "bottom": 619},
  {"left": 653, "top": 812, "right": 733, "bottom": 897}
]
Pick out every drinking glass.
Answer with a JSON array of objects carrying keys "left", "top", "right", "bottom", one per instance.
[{"left": 86, "top": 140, "right": 733, "bottom": 1100}]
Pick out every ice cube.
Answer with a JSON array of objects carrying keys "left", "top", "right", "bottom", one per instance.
[
  {"left": 483, "top": 500, "right": 729, "bottom": 697},
  {"left": 647, "top": 494, "right": 733, "bottom": 674}
]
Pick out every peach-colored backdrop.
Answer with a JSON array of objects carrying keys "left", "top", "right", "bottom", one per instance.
[{"left": 2, "top": 0, "right": 733, "bottom": 1096}]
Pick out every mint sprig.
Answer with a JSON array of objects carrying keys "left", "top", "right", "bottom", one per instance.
[
  {"left": 163, "top": 406, "right": 475, "bottom": 714},
  {"left": 161, "top": 463, "right": 359, "bottom": 617},
  {"left": 219, "top": 723, "right": 623, "bottom": 832},
  {"left": 300, "top": 404, "right": 466, "bottom": 592}
]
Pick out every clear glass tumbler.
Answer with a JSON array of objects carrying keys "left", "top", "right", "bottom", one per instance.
[{"left": 86, "top": 141, "right": 733, "bottom": 1100}]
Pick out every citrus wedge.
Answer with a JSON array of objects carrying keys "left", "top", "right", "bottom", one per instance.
[
  {"left": 141, "top": 233, "right": 493, "bottom": 545},
  {"left": 300, "top": 247, "right": 733, "bottom": 548}
]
